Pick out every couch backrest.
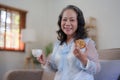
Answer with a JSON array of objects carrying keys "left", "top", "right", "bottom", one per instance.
[
  {"left": 98, "top": 48, "right": 120, "bottom": 60},
  {"left": 3, "top": 69, "right": 43, "bottom": 80}
]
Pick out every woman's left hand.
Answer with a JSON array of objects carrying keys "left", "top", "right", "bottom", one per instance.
[{"left": 73, "top": 45, "right": 88, "bottom": 66}]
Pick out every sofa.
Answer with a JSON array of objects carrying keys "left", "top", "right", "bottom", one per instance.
[
  {"left": 94, "top": 60, "right": 120, "bottom": 80},
  {"left": 3, "top": 60, "right": 120, "bottom": 80},
  {"left": 3, "top": 48, "right": 120, "bottom": 80},
  {"left": 3, "top": 69, "right": 55, "bottom": 80}
]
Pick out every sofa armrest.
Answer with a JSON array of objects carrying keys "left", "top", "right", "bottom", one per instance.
[
  {"left": 94, "top": 60, "right": 120, "bottom": 80},
  {"left": 3, "top": 69, "right": 43, "bottom": 80},
  {"left": 41, "top": 70, "right": 55, "bottom": 80}
]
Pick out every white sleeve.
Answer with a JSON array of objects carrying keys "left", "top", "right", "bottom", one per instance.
[{"left": 76, "top": 39, "right": 101, "bottom": 74}]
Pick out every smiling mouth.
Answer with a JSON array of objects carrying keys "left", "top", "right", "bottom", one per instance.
[
  {"left": 64, "top": 26, "right": 72, "bottom": 30},
  {"left": 65, "top": 28, "right": 72, "bottom": 31}
]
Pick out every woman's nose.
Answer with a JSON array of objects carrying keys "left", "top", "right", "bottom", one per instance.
[{"left": 65, "top": 20, "right": 71, "bottom": 25}]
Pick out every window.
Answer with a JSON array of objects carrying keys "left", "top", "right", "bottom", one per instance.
[{"left": 0, "top": 4, "right": 27, "bottom": 51}]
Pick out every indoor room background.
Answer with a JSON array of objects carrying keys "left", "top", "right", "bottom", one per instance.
[{"left": 0, "top": 0, "right": 120, "bottom": 80}]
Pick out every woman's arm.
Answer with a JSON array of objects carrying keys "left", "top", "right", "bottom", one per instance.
[
  {"left": 85, "top": 40, "right": 101, "bottom": 73},
  {"left": 74, "top": 39, "right": 101, "bottom": 74},
  {"left": 39, "top": 42, "right": 59, "bottom": 72}
]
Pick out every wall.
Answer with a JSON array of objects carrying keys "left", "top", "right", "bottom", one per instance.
[
  {"left": 45, "top": 0, "right": 120, "bottom": 49},
  {"left": 0, "top": 0, "right": 120, "bottom": 80},
  {"left": 0, "top": 0, "right": 120, "bottom": 50},
  {"left": 0, "top": 0, "right": 48, "bottom": 79}
]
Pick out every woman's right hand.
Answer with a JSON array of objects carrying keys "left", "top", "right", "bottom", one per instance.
[{"left": 37, "top": 53, "right": 46, "bottom": 65}]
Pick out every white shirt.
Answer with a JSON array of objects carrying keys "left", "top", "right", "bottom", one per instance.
[{"left": 43, "top": 38, "right": 101, "bottom": 80}]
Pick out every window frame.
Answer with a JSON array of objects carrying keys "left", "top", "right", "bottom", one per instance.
[{"left": 0, "top": 4, "right": 27, "bottom": 52}]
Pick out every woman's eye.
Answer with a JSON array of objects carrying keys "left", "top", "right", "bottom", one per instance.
[
  {"left": 70, "top": 19, "right": 75, "bottom": 22},
  {"left": 62, "top": 19, "right": 67, "bottom": 21}
]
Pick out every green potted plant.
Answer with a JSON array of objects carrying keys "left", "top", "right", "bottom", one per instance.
[{"left": 44, "top": 42, "right": 53, "bottom": 57}]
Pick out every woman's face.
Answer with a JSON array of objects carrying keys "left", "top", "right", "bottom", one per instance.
[{"left": 61, "top": 9, "right": 78, "bottom": 38}]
